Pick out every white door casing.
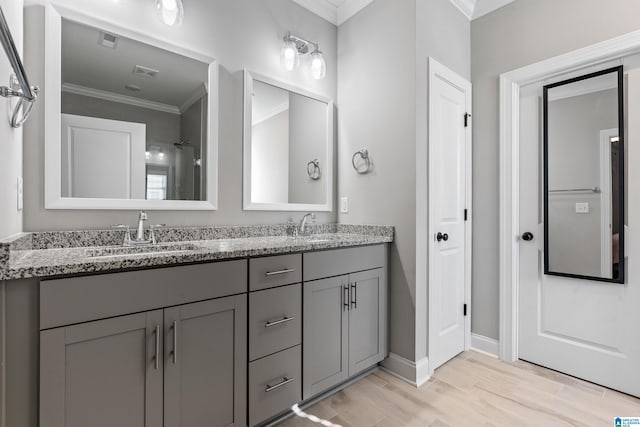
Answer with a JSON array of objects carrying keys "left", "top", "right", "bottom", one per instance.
[
  {"left": 428, "top": 58, "right": 472, "bottom": 372},
  {"left": 500, "top": 31, "right": 640, "bottom": 397},
  {"left": 61, "top": 114, "right": 146, "bottom": 199}
]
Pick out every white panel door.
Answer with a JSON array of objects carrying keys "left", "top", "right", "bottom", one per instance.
[
  {"left": 61, "top": 114, "right": 146, "bottom": 199},
  {"left": 518, "top": 78, "right": 640, "bottom": 397},
  {"left": 428, "top": 58, "right": 471, "bottom": 371}
]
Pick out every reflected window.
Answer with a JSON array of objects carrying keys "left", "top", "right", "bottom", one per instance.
[{"left": 146, "top": 172, "right": 168, "bottom": 200}]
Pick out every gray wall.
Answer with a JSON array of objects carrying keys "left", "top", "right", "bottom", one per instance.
[
  {"left": 0, "top": 0, "right": 24, "bottom": 239},
  {"left": 23, "top": 0, "right": 337, "bottom": 231},
  {"left": 471, "top": 0, "right": 640, "bottom": 339},
  {"left": 337, "top": 0, "right": 470, "bottom": 363}
]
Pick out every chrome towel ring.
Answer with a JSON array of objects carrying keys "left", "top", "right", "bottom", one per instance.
[
  {"left": 307, "top": 159, "right": 321, "bottom": 180},
  {"left": 352, "top": 149, "right": 371, "bottom": 174}
]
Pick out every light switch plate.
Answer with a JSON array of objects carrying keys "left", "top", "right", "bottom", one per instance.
[
  {"left": 575, "top": 202, "right": 589, "bottom": 214},
  {"left": 17, "top": 176, "right": 23, "bottom": 211},
  {"left": 340, "top": 197, "right": 349, "bottom": 213}
]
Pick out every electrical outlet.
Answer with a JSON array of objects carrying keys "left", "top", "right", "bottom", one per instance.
[
  {"left": 341, "top": 197, "right": 349, "bottom": 213},
  {"left": 575, "top": 202, "right": 589, "bottom": 214},
  {"left": 17, "top": 176, "right": 23, "bottom": 211}
]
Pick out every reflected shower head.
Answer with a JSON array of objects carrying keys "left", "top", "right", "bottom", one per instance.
[{"left": 173, "top": 140, "right": 190, "bottom": 149}]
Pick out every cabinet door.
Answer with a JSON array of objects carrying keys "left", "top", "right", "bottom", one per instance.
[
  {"left": 348, "top": 268, "right": 387, "bottom": 376},
  {"left": 164, "top": 295, "right": 247, "bottom": 427},
  {"left": 302, "top": 275, "right": 349, "bottom": 399},
  {"left": 40, "top": 311, "right": 164, "bottom": 427}
]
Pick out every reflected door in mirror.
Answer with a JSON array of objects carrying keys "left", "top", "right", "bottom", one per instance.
[{"left": 544, "top": 66, "right": 624, "bottom": 283}]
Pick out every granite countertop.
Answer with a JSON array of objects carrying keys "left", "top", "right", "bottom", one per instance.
[{"left": 0, "top": 224, "right": 393, "bottom": 280}]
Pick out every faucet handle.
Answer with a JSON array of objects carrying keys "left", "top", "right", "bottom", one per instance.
[
  {"left": 112, "top": 224, "right": 132, "bottom": 245},
  {"left": 148, "top": 224, "right": 167, "bottom": 245},
  {"left": 138, "top": 210, "right": 148, "bottom": 220}
]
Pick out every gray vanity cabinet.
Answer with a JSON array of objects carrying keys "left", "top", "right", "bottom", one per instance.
[
  {"left": 40, "top": 311, "right": 165, "bottom": 427},
  {"left": 163, "top": 296, "right": 247, "bottom": 427},
  {"left": 302, "top": 245, "right": 388, "bottom": 400},
  {"left": 302, "top": 275, "right": 349, "bottom": 398},
  {"left": 39, "top": 261, "right": 248, "bottom": 427}
]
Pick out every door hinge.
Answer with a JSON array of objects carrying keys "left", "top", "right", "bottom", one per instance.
[
  {"left": 463, "top": 304, "right": 468, "bottom": 316},
  {"left": 464, "top": 209, "right": 468, "bottom": 221},
  {"left": 464, "top": 112, "right": 471, "bottom": 128}
]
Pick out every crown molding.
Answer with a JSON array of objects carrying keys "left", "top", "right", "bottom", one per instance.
[
  {"left": 292, "top": 0, "right": 374, "bottom": 26},
  {"left": 337, "top": 0, "right": 375, "bottom": 25},
  {"left": 448, "top": 0, "right": 474, "bottom": 20},
  {"left": 62, "top": 83, "right": 181, "bottom": 115},
  {"left": 293, "top": 0, "right": 338, "bottom": 25},
  {"left": 472, "top": 0, "right": 515, "bottom": 19}
]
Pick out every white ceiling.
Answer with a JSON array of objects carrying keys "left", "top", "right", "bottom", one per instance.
[
  {"left": 61, "top": 19, "right": 208, "bottom": 110},
  {"left": 292, "top": 0, "right": 515, "bottom": 25}
]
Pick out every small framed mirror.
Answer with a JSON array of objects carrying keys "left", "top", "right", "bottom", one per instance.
[
  {"left": 544, "top": 66, "right": 624, "bottom": 283},
  {"left": 44, "top": 5, "right": 218, "bottom": 210},
  {"left": 243, "top": 70, "right": 334, "bottom": 211}
]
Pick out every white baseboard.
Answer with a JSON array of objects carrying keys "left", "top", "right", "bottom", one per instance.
[
  {"left": 471, "top": 333, "right": 499, "bottom": 357},
  {"left": 380, "top": 353, "right": 430, "bottom": 387}
]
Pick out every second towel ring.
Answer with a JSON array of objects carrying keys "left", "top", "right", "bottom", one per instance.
[
  {"left": 352, "top": 149, "right": 371, "bottom": 174},
  {"left": 307, "top": 159, "right": 321, "bottom": 180}
]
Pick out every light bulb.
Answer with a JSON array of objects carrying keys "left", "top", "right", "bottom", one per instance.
[
  {"left": 156, "top": 0, "right": 184, "bottom": 26},
  {"left": 281, "top": 38, "right": 300, "bottom": 71},
  {"left": 158, "top": 151, "right": 164, "bottom": 159},
  {"left": 309, "top": 49, "right": 326, "bottom": 80}
]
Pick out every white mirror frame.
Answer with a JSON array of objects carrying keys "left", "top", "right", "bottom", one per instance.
[
  {"left": 243, "top": 70, "right": 334, "bottom": 212},
  {"left": 44, "top": 3, "right": 219, "bottom": 210}
]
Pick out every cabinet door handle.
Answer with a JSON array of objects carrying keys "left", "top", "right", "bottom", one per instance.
[
  {"left": 343, "top": 285, "right": 349, "bottom": 312},
  {"left": 265, "top": 316, "right": 295, "bottom": 328},
  {"left": 265, "top": 268, "right": 296, "bottom": 277},
  {"left": 265, "top": 377, "right": 295, "bottom": 393},
  {"left": 154, "top": 324, "right": 160, "bottom": 370},
  {"left": 171, "top": 321, "right": 178, "bottom": 364},
  {"left": 351, "top": 283, "right": 357, "bottom": 309}
]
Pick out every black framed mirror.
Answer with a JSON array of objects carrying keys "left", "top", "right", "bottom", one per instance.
[{"left": 544, "top": 66, "right": 624, "bottom": 283}]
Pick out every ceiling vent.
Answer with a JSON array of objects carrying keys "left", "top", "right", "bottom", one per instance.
[
  {"left": 98, "top": 31, "right": 119, "bottom": 49},
  {"left": 132, "top": 65, "right": 160, "bottom": 79},
  {"left": 125, "top": 84, "right": 142, "bottom": 92}
]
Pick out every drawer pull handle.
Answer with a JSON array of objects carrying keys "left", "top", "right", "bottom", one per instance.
[
  {"left": 351, "top": 283, "right": 357, "bottom": 309},
  {"left": 265, "top": 377, "right": 295, "bottom": 393},
  {"left": 153, "top": 325, "right": 160, "bottom": 370},
  {"left": 265, "top": 268, "right": 296, "bottom": 277},
  {"left": 265, "top": 316, "right": 295, "bottom": 328}
]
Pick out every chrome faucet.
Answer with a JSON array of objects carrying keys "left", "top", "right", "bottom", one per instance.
[
  {"left": 113, "top": 211, "right": 165, "bottom": 246},
  {"left": 135, "top": 211, "right": 149, "bottom": 243},
  {"left": 298, "top": 212, "right": 316, "bottom": 236}
]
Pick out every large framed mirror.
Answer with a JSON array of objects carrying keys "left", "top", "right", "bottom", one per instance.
[
  {"left": 544, "top": 66, "right": 624, "bottom": 283},
  {"left": 243, "top": 70, "right": 333, "bottom": 211},
  {"left": 44, "top": 4, "right": 218, "bottom": 210}
]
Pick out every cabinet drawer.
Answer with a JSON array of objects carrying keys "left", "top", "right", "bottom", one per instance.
[
  {"left": 303, "top": 244, "right": 386, "bottom": 281},
  {"left": 249, "top": 254, "right": 302, "bottom": 291},
  {"left": 249, "top": 345, "right": 301, "bottom": 426},
  {"left": 249, "top": 284, "right": 301, "bottom": 361},
  {"left": 40, "top": 260, "right": 247, "bottom": 330}
]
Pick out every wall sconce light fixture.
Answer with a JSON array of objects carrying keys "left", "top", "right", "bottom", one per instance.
[
  {"left": 281, "top": 33, "right": 326, "bottom": 80},
  {"left": 156, "top": 0, "right": 184, "bottom": 26}
]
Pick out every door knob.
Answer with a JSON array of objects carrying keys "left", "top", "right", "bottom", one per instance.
[
  {"left": 436, "top": 232, "right": 449, "bottom": 242},
  {"left": 521, "top": 232, "right": 534, "bottom": 241}
]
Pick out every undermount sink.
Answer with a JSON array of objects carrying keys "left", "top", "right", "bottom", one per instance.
[{"left": 85, "top": 243, "right": 200, "bottom": 258}]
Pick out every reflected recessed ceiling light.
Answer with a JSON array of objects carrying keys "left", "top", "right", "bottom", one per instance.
[{"left": 156, "top": 0, "right": 184, "bottom": 26}]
